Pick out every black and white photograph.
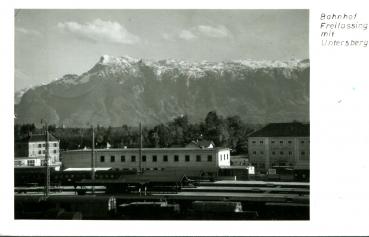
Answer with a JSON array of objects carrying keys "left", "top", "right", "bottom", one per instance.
[
  {"left": 13, "top": 9, "right": 310, "bottom": 220},
  {"left": 1, "top": 1, "right": 369, "bottom": 235}
]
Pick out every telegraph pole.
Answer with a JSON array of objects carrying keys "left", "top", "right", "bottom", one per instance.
[
  {"left": 138, "top": 122, "right": 142, "bottom": 174},
  {"left": 91, "top": 126, "right": 95, "bottom": 194},
  {"left": 44, "top": 122, "right": 50, "bottom": 197}
]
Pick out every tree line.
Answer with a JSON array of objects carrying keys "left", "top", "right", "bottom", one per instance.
[{"left": 14, "top": 111, "right": 260, "bottom": 154}]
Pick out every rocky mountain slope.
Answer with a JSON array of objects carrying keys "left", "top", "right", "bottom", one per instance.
[{"left": 15, "top": 55, "right": 309, "bottom": 127}]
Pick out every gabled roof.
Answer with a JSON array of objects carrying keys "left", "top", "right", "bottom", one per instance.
[
  {"left": 186, "top": 140, "right": 215, "bottom": 148},
  {"left": 248, "top": 122, "right": 309, "bottom": 137},
  {"left": 17, "top": 133, "right": 59, "bottom": 143}
]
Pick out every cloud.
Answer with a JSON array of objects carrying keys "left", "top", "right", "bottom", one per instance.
[
  {"left": 15, "top": 27, "right": 41, "bottom": 36},
  {"left": 179, "top": 30, "right": 197, "bottom": 40},
  {"left": 196, "top": 25, "right": 230, "bottom": 38},
  {"left": 163, "top": 25, "right": 231, "bottom": 42},
  {"left": 162, "top": 33, "right": 175, "bottom": 41},
  {"left": 57, "top": 19, "right": 140, "bottom": 44}
]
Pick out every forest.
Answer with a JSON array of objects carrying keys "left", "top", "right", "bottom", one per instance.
[{"left": 14, "top": 111, "right": 261, "bottom": 155}]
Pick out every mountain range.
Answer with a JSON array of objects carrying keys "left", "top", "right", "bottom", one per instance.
[{"left": 15, "top": 55, "right": 309, "bottom": 127}]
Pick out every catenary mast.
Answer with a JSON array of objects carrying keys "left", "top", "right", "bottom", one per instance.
[
  {"left": 139, "top": 122, "right": 142, "bottom": 174},
  {"left": 91, "top": 126, "right": 95, "bottom": 194},
  {"left": 44, "top": 121, "right": 50, "bottom": 197}
]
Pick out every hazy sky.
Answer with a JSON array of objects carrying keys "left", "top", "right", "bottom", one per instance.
[{"left": 15, "top": 9, "right": 309, "bottom": 91}]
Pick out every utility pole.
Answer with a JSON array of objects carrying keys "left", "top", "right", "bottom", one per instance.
[
  {"left": 44, "top": 121, "right": 50, "bottom": 197},
  {"left": 138, "top": 122, "right": 142, "bottom": 174},
  {"left": 91, "top": 126, "right": 95, "bottom": 194}
]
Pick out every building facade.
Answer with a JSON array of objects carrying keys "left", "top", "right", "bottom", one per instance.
[
  {"left": 14, "top": 133, "right": 61, "bottom": 169},
  {"left": 61, "top": 147, "right": 230, "bottom": 176},
  {"left": 248, "top": 122, "right": 309, "bottom": 172}
]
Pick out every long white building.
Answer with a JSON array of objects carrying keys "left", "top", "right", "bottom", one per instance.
[{"left": 61, "top": 147, "right": 230, "bottom": 176}]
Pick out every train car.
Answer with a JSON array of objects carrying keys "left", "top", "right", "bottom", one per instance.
[
  {"left": 76, "top": 171, "right": 192, "bottom": 194},
  {"left": 14, "top": 167, "right": 135, "bottom": 187}
]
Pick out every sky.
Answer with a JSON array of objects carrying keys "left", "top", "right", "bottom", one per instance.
[{"left": 14, "top": 9, "right": 309, "bottom": 91}]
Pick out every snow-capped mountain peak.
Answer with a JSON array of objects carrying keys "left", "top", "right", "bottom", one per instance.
[{"left": 98, "top": 55, "right": 140, "bottom": 66}]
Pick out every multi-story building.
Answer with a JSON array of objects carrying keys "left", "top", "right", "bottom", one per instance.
[
  {"left": 248, "top": 122, "right": 309, "bottom": 172},
  {"left": 61, "top": 147, "right": 230, "bottom": 176},
  {"left": 14, "top": 133, "right": 61, "bottom": 169}
]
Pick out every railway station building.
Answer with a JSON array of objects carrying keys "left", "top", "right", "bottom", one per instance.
[
  {"left": 247, "top": 122, "right": 309, "bottom": 172},
  {"left": 14, "top": 133, "right": 61, "bottom": 169},
  {"left": 61, "top": 146, "right": 231, "bottom": 176}
]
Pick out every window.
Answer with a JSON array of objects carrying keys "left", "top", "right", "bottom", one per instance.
[
  {"left": 289, "top": 151, "right": 293, "bottom": 155},
  {"left": 43, "top": 144, "right": 46, "bottom": 147},
  {"left": 174, "top": 155, "right": 179, "bottom": 162},
  {"left": 196, "top": 155, "right": 201, "bottom": 162},
  {"left": 53, "top": 150, "right": 57, "bottom": 154},
  {"left": 280, "top": 141, "right": 283, "bottom": 144},
  {"left": 288, "top": 141, "right": 292, "bottom": 144},
  {"left": 260, "top": 141, "right": 263, "bottom": 144},
  {"left": 142, "top": 155, "right": 146, "bottom": 162},
  {"left": 110, "top": 156, "right": 115, "bottom": 162},
  {"left": 54, "top": 143, "right": 57, "bottom": 147},
  {"left": 260, "top": 151, "right": 264, "bottom": 155},
  {"left": 163, "top": 155, "right": 168, "bottom": 162},
  {"left": 121, "top": 156, "right": 125, "bottom": 162},
  {"left": 27, "top": 160, "right": 35, "bottom": 166},
  {"left": 252, "top": 141, "right": 256, "bottom": 144},
  {"left": 38, "top": 150, "right": 42, "bottom": 154},
  {"left": 131, "top": 156, "right": 136, "bottom": 162},
  {"left": 271, "top": 140, "right": 275, "bottom": 144},
  {"left": 253, "top": 151, "right": 256, "bottom": 155},
  {"left": 207, "top": 155, "right": 212, "bottom": 162},
  {"left": 272, "top": 151, "right": 276, "bottom": 155},
  {"left": 301, "top": 140, "right": 305, "bottom": 144},
  {"left": 14, "top": 160, "right": 22, "bottom": 166},
  {"left": 152, "top": 155, "right": 157, "bottom": 162},
  {"left": 280, "top": 151, "right": 284, "bottom": 155},
  {"left": 100, "top": 156, "right": 105, "bottom": 162},
  {"left": 301, "top": 151, "right": 305, "bottom": 155},
  {"left": 185, "top": 155, "right": 190, "bottom": 162},
  {"left": 38, "top": 144, "right": 42, "bottom": 148}
]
